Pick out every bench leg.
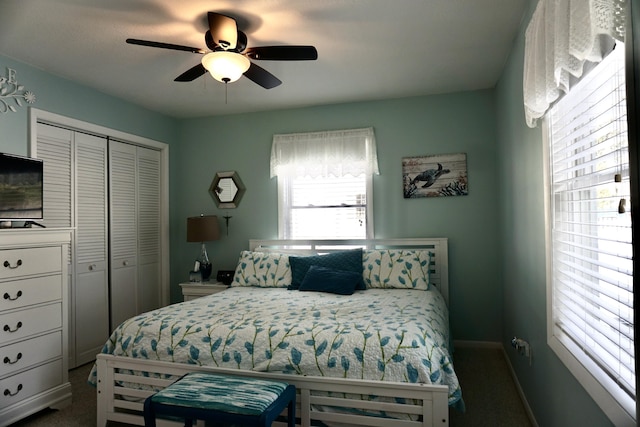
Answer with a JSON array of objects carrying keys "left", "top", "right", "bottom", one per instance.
[
  {"left": 288, "top": 397, "right": 295, "bottom": 427},
  {"left": 143, "top": 397, "right": 157, "bottom": 427}
]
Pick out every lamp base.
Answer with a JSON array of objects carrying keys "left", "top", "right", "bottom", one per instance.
[{"left": 199, "top": 262, "right": 212, "bottom": 281}]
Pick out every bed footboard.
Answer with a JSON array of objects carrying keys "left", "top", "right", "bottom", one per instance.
[{"left": 95, "top": 354, "right": 450, "bottom": 427}]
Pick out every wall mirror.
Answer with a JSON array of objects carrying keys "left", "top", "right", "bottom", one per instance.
[{"left": 209, "top": 171, "right": 246, "bottom": 209}]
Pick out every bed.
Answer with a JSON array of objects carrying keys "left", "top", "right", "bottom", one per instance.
[{"left": 91, "top": 238, "right": 461, "bottom": 426}]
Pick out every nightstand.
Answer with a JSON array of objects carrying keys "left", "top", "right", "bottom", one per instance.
[{"left": 180, "top": 282, "right": 229, "bottom": 301}]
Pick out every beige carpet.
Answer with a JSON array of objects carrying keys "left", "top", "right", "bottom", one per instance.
[
  {"left": 9, "top": 362, "right": 99, "bottom": 427},
  {"left": 450, "top": 346, "right": 533, "bottom": 427},
  {"left": 9, "top": 347, "right": 533, "bottom": 426}
]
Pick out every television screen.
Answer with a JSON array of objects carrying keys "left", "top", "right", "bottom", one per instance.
[{"left": 0, "top": 153, "right": 44, "bottom": 221}]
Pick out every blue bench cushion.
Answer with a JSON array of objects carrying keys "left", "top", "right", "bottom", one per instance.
[{"left": 150, "top": 372, "right": 290, "bottom": 416}]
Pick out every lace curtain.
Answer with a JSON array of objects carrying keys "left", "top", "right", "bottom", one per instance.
[
  {"left": 523, "top": 0, "right": 626, "bottom": 127},
  {"left": 270, "top": 127, "right": 379, "bottom": 178}
]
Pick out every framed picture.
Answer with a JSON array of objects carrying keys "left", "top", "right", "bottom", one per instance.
[{"left": 402, "top": 153, "right": 468, "bottom": 198}]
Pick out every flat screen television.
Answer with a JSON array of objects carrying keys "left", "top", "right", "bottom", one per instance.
[{"left": 0, "top": 153, "right": 44, "bottom": 222}]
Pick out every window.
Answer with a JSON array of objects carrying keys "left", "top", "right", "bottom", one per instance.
[
  {"left": 545, "top": 44, "right": 634, "bottom": 424},
  {"left": 271, "top": 128, "right": 378, "bottom": 239},
  {"left": 278, "top": 173, "right": 370, "bottom": 239}
]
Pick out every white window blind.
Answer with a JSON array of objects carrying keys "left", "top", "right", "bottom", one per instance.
[
  {"left": 547, "top": 43, "right": 634, "bottom": 420},
  {"left": 284, "top": 174, "right": 367, "bottom": 239}
]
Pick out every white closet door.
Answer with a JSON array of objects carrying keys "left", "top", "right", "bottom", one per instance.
[
  {"left": 136, "top": 147, "right": 161, "bottom": 314},
  {"left": 74, "top": 133, "right": 109, "bottom": 365},
  {"left": 36, "top": 123, "right": 77, "bottom": 366},
  {"left": 36, "top": 123, "right": 72, "bottom": 229},
  {"left": 109, "top": 141, "right": 138, "bottom": 330}
]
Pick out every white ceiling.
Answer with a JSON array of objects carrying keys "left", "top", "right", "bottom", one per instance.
[{"left": 0, "top": 0, "right": 528, "bottom": 119}]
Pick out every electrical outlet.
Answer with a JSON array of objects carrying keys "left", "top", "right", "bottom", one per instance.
[{"left": 511, "top": 337, "right": 532, "bottom": 365}]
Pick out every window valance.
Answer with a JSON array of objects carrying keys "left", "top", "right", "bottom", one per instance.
[
  {"left": 523, "top": 0, "right": 626, "bottom": 128},
  {"left": 270, "top": 127, "right": 379, "bottom": 178}
]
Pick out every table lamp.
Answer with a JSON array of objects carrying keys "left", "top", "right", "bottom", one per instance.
[{"left": 187, "top": 214, "right": 220, "bottom": 281}]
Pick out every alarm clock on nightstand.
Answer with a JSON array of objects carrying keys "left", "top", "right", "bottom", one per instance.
[{"left": 216, "top": 270, "right": 234, "bottom": 286}]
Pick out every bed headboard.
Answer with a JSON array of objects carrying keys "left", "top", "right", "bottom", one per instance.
[{"left": 249, "top": 238, "right": 449, "bottom": 305}]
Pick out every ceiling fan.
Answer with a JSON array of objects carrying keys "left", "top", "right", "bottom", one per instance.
[{"left": 126, "top": 12, "right": 318, "bottom": 89}]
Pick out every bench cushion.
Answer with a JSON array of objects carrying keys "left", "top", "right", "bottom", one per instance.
[{"left": 150, "top": 372, "right": 290, "bottom": 416}]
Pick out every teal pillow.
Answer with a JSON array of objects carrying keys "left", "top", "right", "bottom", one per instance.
[
  {"left": 289, "top": 248, "right": 364, "bottom": 290},
  {"left": 298, "top": 266, "right": 361, "bottom": 295}
]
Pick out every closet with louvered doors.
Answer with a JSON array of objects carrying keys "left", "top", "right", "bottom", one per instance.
[
  {"left": 109, "top": 140, "right": 162, "bottom": 331},
  {"left": 34, "top": 118, "right": 165, "bottom": 369}
]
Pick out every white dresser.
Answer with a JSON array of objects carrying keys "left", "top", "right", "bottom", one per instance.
[{"left": 0, "top": 229, "right": 72, "bottom": 426}]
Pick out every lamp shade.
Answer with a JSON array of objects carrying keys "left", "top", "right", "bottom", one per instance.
[
  {"left": 201, "top": 51, "right": 250, "bottom": 83},
  {"left": 187, "top": 215, "right": 220, "bottom": 242}
]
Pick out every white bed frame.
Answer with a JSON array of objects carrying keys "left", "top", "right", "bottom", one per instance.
[{"left": 95, "top": 238, "right": 450, "bottom": 427}]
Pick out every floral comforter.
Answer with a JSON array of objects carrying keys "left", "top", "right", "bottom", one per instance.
[{"left": 89, "top": 287, "right": 462, "bottom": 407}]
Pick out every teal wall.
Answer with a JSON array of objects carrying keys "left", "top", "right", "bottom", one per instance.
[
  {"left": 173, "top": 93, "right": 502, "bottom": 342},
  {"left": 494, "top": 1, "right": 613, "bottom": 425},
  {"left": 0, "top": 54, "right": 179, "bottom": 155}
]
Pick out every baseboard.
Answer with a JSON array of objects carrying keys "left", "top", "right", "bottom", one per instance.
[
  {"left": 452, "top": 340, "right": 539, "bottom": 427},
  {"left": 453, "top": 339, "right": 502, "bottom": 349}
]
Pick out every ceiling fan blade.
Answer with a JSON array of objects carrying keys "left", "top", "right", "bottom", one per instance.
[
  {"left": 174, "top": 64, "right": 207, "bottom": 82},
  {"left": 126, "top": 38, "right": 205, "bottom": 54},
  {"left": 243, "top": 63, "right": 282, "bottom": 89},
  {"left": 245, "top": 46, "right": 318, "bottom": 61},
  {"left": 208, "top": 12, "right": 237, "bottom": 50}
]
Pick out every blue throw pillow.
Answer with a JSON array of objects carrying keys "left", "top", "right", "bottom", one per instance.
[
  {"left": 289, "top": 248, "right": 364, "bottom": 290},
  {"left": 298, "top": 266, "right": 361, "bottom": 295}
]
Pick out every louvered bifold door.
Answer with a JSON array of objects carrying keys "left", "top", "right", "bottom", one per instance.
[
  {"left": 35, "top": 123, "right": 76, "bottom": 365},
  {"left": 109, "top": 141, "right": 138, "bottom": 330},
  {"left": 136, "top": 146, "right": 161, "bottom": 314},
  {"left": 74, "top": 133, "right": 110, "bottom": 365},
  {"left": 36, "top": 123, "right": 72, "bottom": 235}
]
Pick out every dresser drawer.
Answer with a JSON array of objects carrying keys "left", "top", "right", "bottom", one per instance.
[
  {"left": 0, "top": 359, "right": 63, "bottom": 411},
  {"left": 0, "top": 247, "right": 62, "bottom": 280},
  {"left": 0, "top": 275, "right": 62, "bottom": 311},
  {"left": 0, "top": 303, "right": 61, "bottom": 345},
  {"left": 0, "top": 331, "right": 62, "bottom": 379}
]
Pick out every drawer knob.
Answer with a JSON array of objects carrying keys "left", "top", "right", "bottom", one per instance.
[
  {"left": 3, "top": 291, "right": 22, "bottom": 301},
  {"left": 3, "top": 353, "right": 22, "bottom": 365},
  {"left": 2, "top": 259, "right": 22, "bottom": 269},
  {"left": 3, "top": 322, "right": 22, "bottom": 333},
  {"left": 3, "top": 384, "right": 22, "bottom": 397}
]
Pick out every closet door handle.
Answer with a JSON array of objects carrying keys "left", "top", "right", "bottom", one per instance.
[
  {"left": 3, "top": 322, "right": 22, "bottom": 333},
  {"left": 3, "top": 259, "right": 22, "bottom": 269},
  {"left": 3, "top": 384, "right": 23, "bottom": 397},
  {"left": 3, "top": 353, "right": 22, "bottom": 365},
  {"left": 88, "top": 264, "right": 96, "bottom": 271},
  {"left": 3, "top": 291, "right": 22, "bottom": 301}
]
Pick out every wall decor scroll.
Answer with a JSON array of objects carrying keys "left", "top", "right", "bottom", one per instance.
[
  {"left": 403, "top": 152, "right": 468, "bottom": 198},
  {"left": 0, "top": 67, "right": 36, "bottom": 114}
]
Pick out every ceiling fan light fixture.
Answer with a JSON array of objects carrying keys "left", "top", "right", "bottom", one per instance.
[{"left": 201, "top": 51, "right": 250, "bottom": 83}]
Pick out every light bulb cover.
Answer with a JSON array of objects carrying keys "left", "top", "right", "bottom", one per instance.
[{"left": 201, "top": 51, "right": 250, "bottom": 83}]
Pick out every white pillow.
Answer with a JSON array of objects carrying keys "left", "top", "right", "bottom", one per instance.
[
  {"left": 362, "top": 249, "right": 432, "bottom": 290},
  {"left": 232, "top": 251, "right": 292, "bottom": 288}
]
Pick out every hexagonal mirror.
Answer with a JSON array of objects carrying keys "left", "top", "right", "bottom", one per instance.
[{"left": 209, "top": 171, "right": 246, "bottom": 208}]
